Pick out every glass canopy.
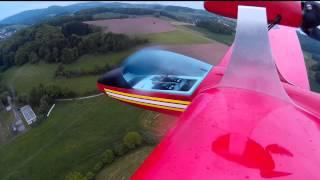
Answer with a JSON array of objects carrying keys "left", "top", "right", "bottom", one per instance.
[{"left": 121, "top": 49, "right": 212, "bottom": 95}]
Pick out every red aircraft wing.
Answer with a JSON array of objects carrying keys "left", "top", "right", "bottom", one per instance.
[
  {"left": 204, "top": 1, "right": 302, "bottom": 27},
  {"left": 132, "top": 86, "right": 320, "bottom": 180},
  {"left": 131, "top": 4, "right": 320, "bottom": 180}
]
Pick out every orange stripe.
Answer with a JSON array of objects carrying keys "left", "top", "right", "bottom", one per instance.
[
  {"left": 105, "top": 88, "right": 191, "bottom": 105},
  {"left": 108, "top": 94, "right": 185, "bottom": 112}
]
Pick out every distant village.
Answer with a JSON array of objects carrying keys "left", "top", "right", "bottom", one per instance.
[{"left": 0, "top": 27, "right": 18, "bottom": 40}]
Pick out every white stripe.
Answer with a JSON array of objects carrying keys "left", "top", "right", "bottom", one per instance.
[{"left": 106, "top": 92, "right": 187, "bottom": 109}]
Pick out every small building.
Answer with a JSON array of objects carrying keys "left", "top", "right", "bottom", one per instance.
[
  {"left": 20, "top": 105, "right": 37, "bottom": 125},
  {"left": 6, "top": 105, "right": 11, "bottom": 112}
]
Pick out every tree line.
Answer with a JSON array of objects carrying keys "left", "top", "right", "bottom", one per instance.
[
  {"left": 195, "top": 19, "right": 234, "bottom": 35},
  {"left": 54, "top": 63, "right": 115, "bottom": 79},
  {"left": 0, "top": 16, "right": 148, "bottom": 71},
  {"left": 64, "top": 130, "right": 157, "bottom": 180}
]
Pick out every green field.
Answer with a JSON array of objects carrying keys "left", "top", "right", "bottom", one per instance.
[
  {"left": 183, "top": 25, "right": 235, "bottom": 45},
  {"left": 1, "top": 63, "right": 100, "bottom": 95},
  {"left": 0, "top": 96, "right": 151, "bottom": 180},
  {"left": 96, "top": 146, "right": 154, "bottom": 180},
  {"left": 144, "top": 28, "right": 211, "bottom": 44},
  {"left": 64, "top": 50, "right": 134, "bottom": 71},
  {"left": 0, "top": 49, "right": 137, "bottom": 96},
  {"left": 0, "top": 110, "right": 14, "bottom": 145}
]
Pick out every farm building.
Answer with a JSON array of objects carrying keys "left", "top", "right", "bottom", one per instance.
[{"left": 20, "top": 105, "right": 37, "bottom": 125}]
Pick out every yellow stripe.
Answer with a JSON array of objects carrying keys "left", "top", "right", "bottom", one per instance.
[
  {"left": 105, "top": 88, "right": 191, "bottom": 105},
  {"left": 108, "top": 94, "right": 185, "bottom": 112}
]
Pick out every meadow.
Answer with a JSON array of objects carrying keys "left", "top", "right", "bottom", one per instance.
[{"left": 0, "top": 96, "right": 149, "bottom": 180}]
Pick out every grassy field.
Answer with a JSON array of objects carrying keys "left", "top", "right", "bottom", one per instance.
[
  {"left": 0, "top": 96, "right": 151, "bottom": 180},
  {"left": 183, "top": 25, "right": 235, "bottom": 46},
  {"left": 64, "top": 50, "right": 134, "bottom": 71},
  {"left": 0, "top": 50, "right": 136, "bottom": 95},
  {"left": 1, "top": 63, "right": 100, "bottom": 95},
  {"left": 1, "top": 63, "right": 56, "bottom": 94},
  {"left": 144, "top": 28, "right": 211, "bottom": 44},
  {"left": 0, "top": 110, "right": 14, "bottom": 145},
  {"left": 96, "top": 146, "right": 154, "bottom": 180}
]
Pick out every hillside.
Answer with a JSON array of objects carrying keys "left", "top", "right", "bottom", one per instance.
[
  {"left": 0, "top": 2, "right": 217, "bottom": 25},
  {"left": 0, "top": 2, "right": 127, "bottom": 25}
]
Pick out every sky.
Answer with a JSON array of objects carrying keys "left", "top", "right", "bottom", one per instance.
[{"left": 0, "top": 1, "right": 204, "bottom": 21}]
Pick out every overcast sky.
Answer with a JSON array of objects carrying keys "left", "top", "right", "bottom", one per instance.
[{"left": 0, "top": 1, "right": 204, "bottom": 20}]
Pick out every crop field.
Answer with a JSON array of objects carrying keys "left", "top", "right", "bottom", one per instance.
[
  {"left": 84, "top": 17, "right": 176, "bottom": 35},
  {"left": 151, "top": 43, "right": 229, "bottom": 65},
  {"left": 144, "top": 27, "right": 211, "bottom": 44}
]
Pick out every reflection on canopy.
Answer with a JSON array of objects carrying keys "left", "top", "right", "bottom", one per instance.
[{"left": 122, "top": 49, "right": 212, "bottom": 95}]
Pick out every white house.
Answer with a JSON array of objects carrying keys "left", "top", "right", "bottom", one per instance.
[{"left": 20, "top": 105, "right": 37, "bottom": 125}]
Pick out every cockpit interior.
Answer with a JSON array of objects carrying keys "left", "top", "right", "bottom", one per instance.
[{"left": 98, "top": 49, "right": 212, "bottom": 96}]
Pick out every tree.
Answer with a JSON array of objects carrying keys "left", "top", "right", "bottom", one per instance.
[
  {"left": 123, "top": 131, "right": 143, "bottom": 149},
  {"left": 39, "top": 95, "right": 51, "bottom": 114},
  {"left": 85, "top": 172, "right": 94, "bottom": 180},
  {"left": 62, "top": 21, "right": 91, "bottom": 37},
  {"left": 15, "top": 45, "right": 29, "bottom": 65},
  {"left": 17, "top": 93, "right": 29, "bottom": 105},
  {"left": 93, "top": 161, "right": 103, "bottom": 173},
  {"left": 72, "top": 47, "right": 79, "bottom": 60},
  {"left": 0, "top": 91, "right": 9, "bottom": 106},
  {"left": 61, "top": 48, "right": 74, "bottom": 64},
  {"left": 29, "top": 51, "right": 39, "bottom": 64},
  {"left": 38, "top": 46, "right": 50, "bottom": 59},
  {"left": 65, "top": 171, "right": 87, "bottom": 180},
  {"left": 101, "top": 149, "right": 115, "bottom": 164},
  {"left": 113, "top": 143, "right": 128, "bottom": 156},
  {"left": 29, "top": 84, "right": 46, "bottom": 107},
  {"left": 55, "top": 64, "right": 65, "bottom": 77},
  {"left": 195, "top": 19, "right": 234, "bottom": 35},
  {"left": 69, "top": 35, "right": 82, "bottom": 48},
  {"left": 140, "top": 131, "right": 158, "bottom": 145},
  {"left": 52, "top": 47, "right": 60, "bottom": 62}
]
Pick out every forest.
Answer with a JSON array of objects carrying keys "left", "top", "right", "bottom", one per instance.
[{"left": 0, "top": 15, "right": 148, "bottom": 71}]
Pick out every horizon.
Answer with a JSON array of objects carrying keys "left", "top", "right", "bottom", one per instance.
[{"left": 0, "top": 1, "right": 204, "bottom": 21}]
